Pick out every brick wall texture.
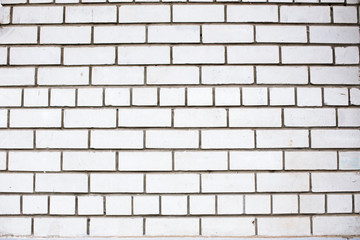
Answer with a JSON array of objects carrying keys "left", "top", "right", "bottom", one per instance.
[{"left": 0, "top": 0, "right": 359, "bottom": 237}]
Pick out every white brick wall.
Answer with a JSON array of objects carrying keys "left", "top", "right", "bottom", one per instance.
[{"left": 0, "top": 0, "right": 359, "bottom": 237}]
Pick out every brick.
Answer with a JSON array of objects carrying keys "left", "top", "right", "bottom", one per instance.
[
  {"left": 34, "top": 218, "right": 87, "bottom": 236},
  {"left": 0, "top": 7, "right": 10, "bottom": 24},
  {"left": 0, "top": 88, "right": 22, "bottom": 107},
  {"left": 134, "top": 196, "right": 159, "bottom": 215},
  {"left": 118, "top": 46, "right": 170, "bottom": 65},
  {"left": 327, "top": 194, "right": 352, "bottom": 213},
  {"left": 270, "top": 88, "right": 295, "bottom": 106},
  {"left": 0, "top": 130, "right": 34, "bottom": 149},
  {"left": 190, "top": 195, "right": 215, "bottom": 214},
  {"left": 339, "top": 151, "right": 360, "bottom": 170},
  {"left": 0, "top": 173, "right": 33, "bottom": 192},
  {"left": 350, "top": 88, "right": 360, "bottom": 105},
  {"left": 174, "top": 109, "right": 226, "bottom": 127},
  {"left": 258, "top": 217, "right": 311, "bottom": 236},
  {"left": 51, "top": 89, "right": 76, "bottom": 107},
  {"left": 0, "top": 47, "right": 7, "bottom": 65},
  {"left": 245, "top": 195, "right": 271, "bottom": 214},
  {"left": 217, "top": 195, "right": 243, "bottom": 214},
  {"left": 9, "top": 152, "right": 61, "bottom": 171},
  {"left": 312, "top": 172, "right": 360, "bottom": 192},
  {"left": 324, "top": 88, "right": 348, "bottom": 106},
  {"left": 50, "top": 196, "right": 75, "bottom": 215},
  {"left": 146, "top": 218, "right": 199, "bottom": 236},
  {"left": 74, "top": 88, "right": 103, "bottom": 106},
  {"left": 64, "top": 47, "right": 115, "bottom": 65},
  {"left": 228, "top": 46, "right": 279, "bottom": 64},
  {"left": 338, "top": 109, "right": 360, "bottom": 126},
  {"left": 10, "top": 109, "right": 61, "bottom": 128},
  {"left": 311, "top": 67, "right": 359, "bottom": 85},
  {"left": 10, "top": 47, "right": 61, "bottom": 65},
  {"left": 257, "top": 173, "right": 309, "bottom": 192},
  {"left": 36, "top": 130, "right": 88, "bottom": 149},
  {"left": 24, "top": 88, "right": 48, "bottom": 107},
  {"left": 146, "top": 174, "right": 199, "bottom": 193},
  {"left": 202, "top": 130, "right": 254, "bottom": 149},
  {"left": 132, "top": 88, "right": 157, "bottom": 106},
  {"left": 230, "top": 108, "right": 281, "bottom": 127},
  {"left": 335, "top": 47, "right": 359, "bottom": 64},
  {"left": 78, "top": 196, "right": 103, "bottom": 215},
  {"left": 282, "top": 46, "right": 332, "bottom": 64},
  {"left": 106, "top": 196, "right": 131, "bottom": 215},
  {"left": 105, "top": 88, "right": 130, "bottom": 106},
  {"left": 202, "top": 25, "right": 253, "bottom": 43},
  {"left": 64, "top": 109, "right": 116, "bottom": 128},
  {"left": 313, "top": 216, "right": 360, "bottom": 236},
  {"left": 63, "top": 152, "right": 116, "bottom": 171},
  {"left": 0, "top": 195, "right": 20, "bottom": 214},
  {"left": 257, "top": 67, "right": 308, "bottom": 84},
  {"left": 161, "top": 196, "right": 187, "bottom": 215},
  {"left": 146, "top": 130, "right": 198, "bottom": 149},
  {"left": 118, "top": 5, "right": 170, "bottom": 23},
  {"left": 0, "top": 27, "right": 37, "bottom": 44},
  {"left": 160, "top": 88, "right": 185, "bottom": 106},
  {"left": 148, "top": 25, "right": 200, "bottom": 43},
  {"left": 36, "top": 173, "right": 87, "bottom": 192},
  {"left": 0, "top": 218, "right": 31, "bottom": 236},
  {"left": 90, "top": 173, "right": 143, "bottom": 193},
  {"left": 300, "top": 194, "right": 325, "bottom": 213},
  {"left": 13, "top": 6, "right": 63, "bottom": 24},
  {"left": 90, "top": 218, "right": 143, "bottom": 236},
  {"left": 187, "top": 88, "right": 213, "bottom": 106},
  {"left": 256, "top": 25, "right": 307, "bottom": 43},
  {"left": 38, "top": 67, "right": 89, "bottom": 86},
  {"left": 228, "top": 5, "right": 278, "bottom": 22},
  {"left": 202, "top": 66, "right": 254, "bottom": 85},
  {"left": 215, "top": 88, "right": 241, "bottom": 106},
  {"left": 0, "top": 68, "right": 34, "bottom": 86},
  {"left": 91, "top": 130, "right": 143, "bottom": 149},
  {"left": 284, "top": 108, "right": 336, "bottom": 127},
  {"left": 66, "top": 6, "right": 116, "bottom": 23},
  {"left": 41, "top": 26, "right": 91, "bottom": 44},
  {"left": 0, "top": 152, "right": 6, "bottom": 170},
  {"left": 173, "top": 5, "right": 224, "bottom": 22},
  {"left": 173, "top": 46, "right": 224, "bottom": 64},
  {"left": 147, "top": 66, "right": 199, "bottom": 85},
  {"left": 175, "top": 151, "right": 227, "bottom": 171},
  {"left": 119, "top": 151, "right": 172, "bottom": 171},
  {"left": 119, "top": 109, "right": 170, "bottom": 127},
  {"left": 310, "top": 26, "right": 359, "bottom": 44},
  {"left": 297, "top": 88, "right": 322, "bottom": 106},
  {"left": 333, "top": 6, "right": 358, "bottom": 23},
  {"left": 202, "top": 217, "right": 255, "bottom": 236},
  {"left": 93, "top": 67, "right": 144, "bottom": 85},
  {"left": 202, "top": 173, "right": 255, "bottom": 193},
  {"left": 230, "top": 151, "right": 282, "bottom": 170},
  {"left": 312, "top": 130, "right": 360, "bottom": 148},
  {"left": 273, "top": 195, "right": 298, "bottom": 214},
  {"left": 257, "top": 130, "right": 309, "bottom": 148},
  {"left": 23, "top": 195, "right": 48, "bottom": 214},
  {"left": 94, "top": 26, "right": 145, "bottom": 43},
  {"left": 280, "top": 6, "right": 330, "bottom": 23},
  {"left": 285, "top": 151, "right": 337, "bottom": 170}
]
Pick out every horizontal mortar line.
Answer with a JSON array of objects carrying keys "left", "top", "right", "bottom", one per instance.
[
  {"left": 4, "top": 43, "right": 360, "bottom": 46},
  {"left": 2, "top": 106, "right": 360, "bottom": 109},
  {"left": 2, "top": 127, "right": 360, "bottom": 130}
]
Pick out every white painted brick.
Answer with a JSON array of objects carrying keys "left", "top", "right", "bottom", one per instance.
[
  {"left": 202, "top": 173, "right": 255, "bottom": 193},
  {"left": 93, "top": 67, "right": 144, "bottom": 85},
  {"left": 333, "top": 6, "right": 358, "bottom": 23},
  {"left": 41, "top": 26, "right": 91, "bottom": 44},
  {"left": 257, "top": 130, "right": 309, "bottom": 149},
  {"left": 90, "top": 218, "right": 143, "bottom": 236},
  {"left": 160, "top": 88, "right": 185, "bottom": 106},
  {"left": 230, "top": 151, "right": 282, "bottom": 170},
  {"left": 338, "top": 109, "right": 360, "bottom": 126},
  {"left": 217, "top": 195, "right": 243, "bottom": 214},
  {"left": 0, "top": 173, "right": 33, "bottom": 192},
  {"left": 118, "top": 5, "right": 170, "bottom": 23},
  {"left": 256, "top": 25, "right": 307, "bottom": 43},
  {"left": 147, "top": 66, "right": 199, "bottom": 85},
  {"left": 312, "top": 172, "right": 360, "bottom": 192},
  {"left": 161, "top": 196, "right": 187, "bottom": 215},
  {"left": 339, "top": 152, "right": 360, "bottom": 170},
  {"left": 300, "top": 194, "right": 325, "bottom": 213},
  {"left": 146, "top": 174, "right": 199, "bottom": 193},
  {"left": 34, "top": 218, "right": 87, "bottom": 236},
  {"left": 9, "top": 152, "right": 61, "bottom": 172},
  {"left": 281, "top": 6, "right": 330, "bottom": 23},
  {"left": 50, "top": 196, "right": 75, "bottom": 215},
  {"left": 215, "top": 87, "right": 240, "bottom": 106},
  {"left": 173, "top": 46, "right": 224, "bottom": 64},
  {"left": 63, "top": 152, "right": 115, "bottom": 171},
  {"left": 105, "top": 88, "right": 130, "bottom": 106},
  {"left": 13, "top": 6, "right": 63, "bottom": 24},
  {"left": 202, "top": 130, "right": 254, "bottom": 149},
  {"left": 258, "top": 217, "right": 311, "bottom": 236},
  {"left": 118, "top": 46, "right": 170, "bottom": 65},
  {"left": 0, "top": 7, "right": 10, "bottom": 24},
  {"left": 36, "top": 173, "right": 87, "bottom": 192},
  {"left": 10, "top": 47, "right": 61, "bottom": 65},
  {"left": 190, "top": 195, "right": 215, "bottom": 214},
  {"left": 0, "top": 152, "right": 6, "bottom": 170},
  {"left": 173, "top": 5, "right": 224, "bottom": 22},
  {"left": 297, "top": 88, "right": 322, "bottom": 106},
  {"left": 257, "top": 173, "right": 309, "bottom": 192},
  {"left": 24, "top": 89, "right": 48, "bottom": 107},
  {"left": 36, "top": 130, "right": 88, "bottom": 149},
  {"left": 187, "top": 87, "right": 213, "bottom": 106},
  {"left": 38, "top": 67, "right": 89, "bottom": 86},
  {"left": 242, "top": 88, "right": 268, "bottom": 106},
  {"left": 119, "top": 109, "right": 171, "bottom": 127},
  {"left": 106, "top": 196, "right": 132, "bottom": 215},
  {"left": 245, "top": 195, "right": 271, "bottom": 214},
  {"left": 65, "top": 109, "right": 116, "bottom": 128},
  {"left": 285, "top": 151, "right": 337, "bottom": 170},
  {"left": 202, "top": 217, "right": 255, "bottom": 236},
  {"left": 282, "top": 46, "right": 333, "bottom": 64},
  {"left": 335, "top": 47, "right": 359, "bottom": 64},
  {"left": 64, "top": 47, "right": 115, "bottom": 65},
  {"left": 77, "top": 88, "right": 103, "bottom": 106},
  {"left": 0, "top": 27, "right": 37, "bottom": 44},
  {"left": 327, "top": 194, "right": 352, "bottom": 213},
  {"left": 175, "top": 109, "right": 226, "bottom": 127},
  {"left": 0, "top": 47, "right": 7, "bottom": 65},
  {"left": 227, "top": 5, "right": 278, "bottom": 22},
  {"left": 10, "top": 109, "right": 61, "bottom": 128},
  {"left": 257, "top": 67, "right": 308, "bottom": 84},
  {"left": 310, "top": 26, "right": 359, "bottom": 43},
  {"left": 132, "top": 88, "right": 157, "bottom": 106},
  {"left": 0, "top": 68, "right": 35, "bottom": 86},
  {"left": 94, "top": 26, "right": 145, "bottom": 43},
  {"left": 230, "top": 108, "right": 281, "bottom": 127},
  {"left": 78, "top": 196, "right": 103, "bottom": 215},
  {"left": 202, "top": 66, "right": 254, "bottom": 85},
  {"left": 0, "top": 110, "right": 7, "bottom": 128},
  {"left": 312, "top": 130, "right": 360, "bottom": 148},
  {"left": 0, "top": 130, "right": 34, "bottom": 149},
  {"left": 146, "top": 130, "right": 198, "bottom": 149},
  {"left": 0, "top": 88, "right": 21, "bottom": 106},
  {"left": 311, "top": 67, "right": 359, "bottom": 85},
  {"left": 0, "top": 218, "right": 31, "bottom": 236},
  {"left": 23, "top": 195, "right": 48, "bottom": 214},
  {"left": 228, "top": 46, "right": 279, "bottom": 64},
  {"left": 203, "top": 25, "right": 253, "bottom": 43},
  {"left": 90, "top": 173, "right": 143, "bottom": 193},
  {"left": 119, "top": 151, "right": 172, "bottom": 171},
  {"left": 324, "top": 88, "right": 349, "bottom": 106},
  {"left": 66, "top": 6, "right": 116, "bottom": 23},
  {"left": 350, "top": 88, "right": 360, "bottom": 105},
  {"left": 91, "top": 130, "right": 143, "bottom": 149},
  {"left": 0, "top": 195, "right": 20, "bottom": 214},
  {"left": 313, "top": 216, "right": 360, "bottom": 236},
  {"left": 51, "top": 89, "right": 76, "bottom": 107},
  {"left": 273, "top": 194, "right": 298, "bottom": 214},
  {"left": 134, "top": 195, "right": 159, "bottom": 215},
  {"left": 270, "top": 88, "right": 295, "bottom": 106},
  {"left": 175, "top": 151, "right": 227, "bottom": 171},
  {"left": 146, "top": 218, "right": 199, "bottom": 236},
  {"left": 0, "top": 0, "right": 26, "bottom": 3},
  {"left": 284, "top": 108, "right": 336, "bottom": 127},
  {"left": 148, "top": 25, "right": 200, "bottom": 43}
]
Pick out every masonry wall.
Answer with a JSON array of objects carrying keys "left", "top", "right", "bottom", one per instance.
[{"left": 0, "top": 0, "right": 359, "bottom": 237}]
